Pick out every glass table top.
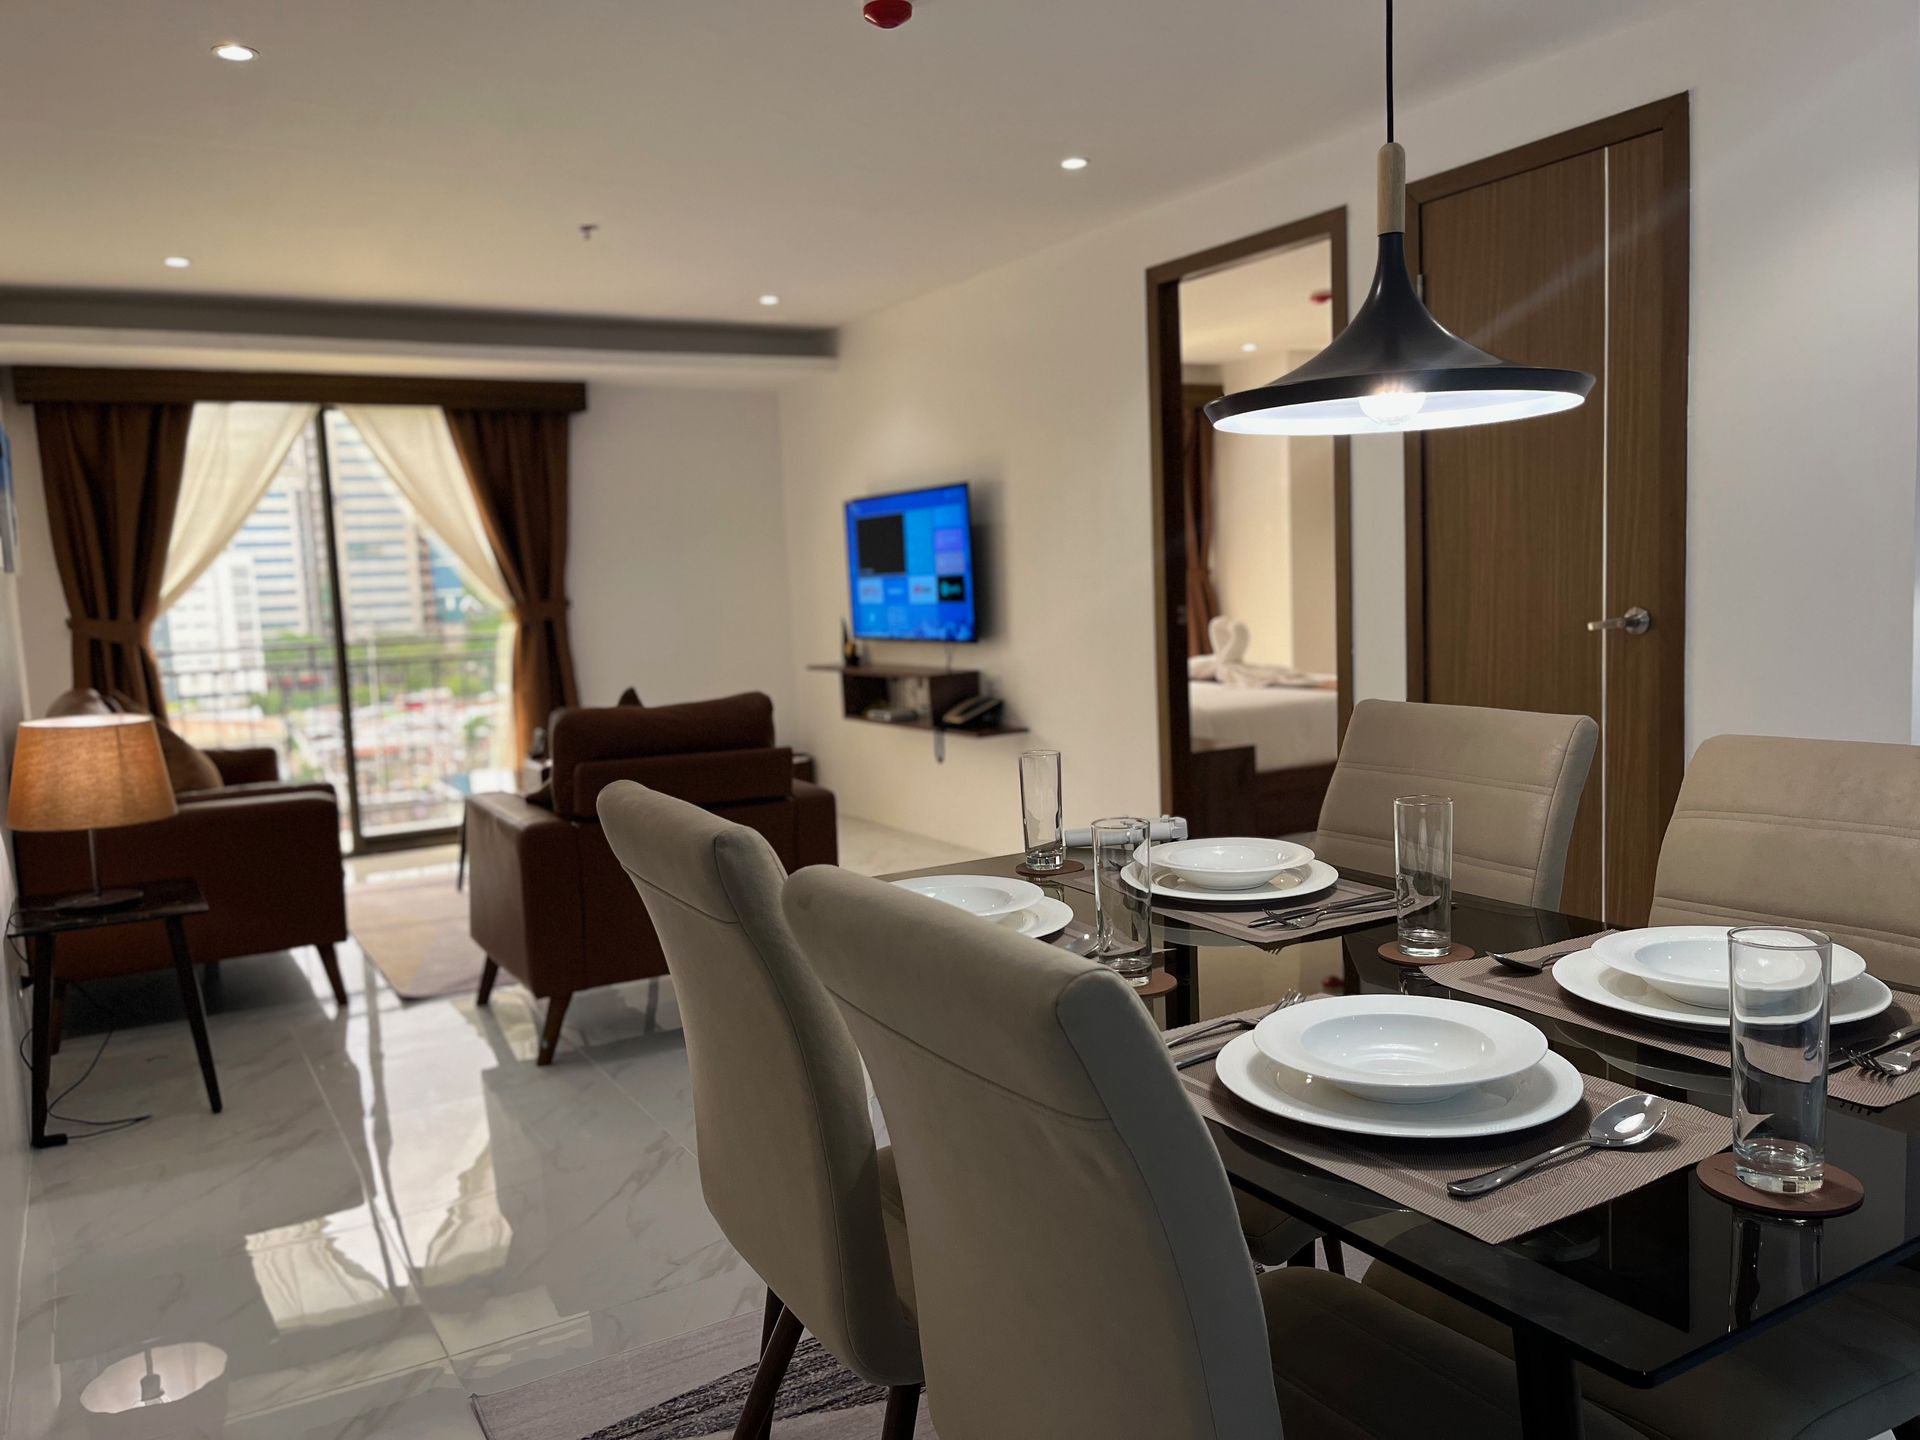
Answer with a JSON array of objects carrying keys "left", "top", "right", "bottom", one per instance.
[{"left": 884, "top": 850, "right": 1920, "bottom": 1387}]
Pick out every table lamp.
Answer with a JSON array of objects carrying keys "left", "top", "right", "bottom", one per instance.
[{"left": 8, "top": 715, "right": 178, "bottom": 910}]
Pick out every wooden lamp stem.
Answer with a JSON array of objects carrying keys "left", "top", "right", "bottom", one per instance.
[{"left": 1377, "top": 141, "right": 1407, "bottom": 236}]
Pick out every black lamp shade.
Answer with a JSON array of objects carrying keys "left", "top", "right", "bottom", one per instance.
[{"left": 1204, "top": 233, "right": 1595, "bottom": 436}]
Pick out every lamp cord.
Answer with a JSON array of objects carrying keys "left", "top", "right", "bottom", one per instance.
[{"left": 1384, "top": 0, "right": 1395, "bottom": 144}]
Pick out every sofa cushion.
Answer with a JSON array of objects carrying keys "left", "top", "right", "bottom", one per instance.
[
  {"left": 549, "top": 692, "right": 776, "bottom": 821},
  {"left": 100, "top": 689, "right": 225, "bottom": 794},
  {"left": 616, "top": 685, "right": 643, "bottom": 707}
]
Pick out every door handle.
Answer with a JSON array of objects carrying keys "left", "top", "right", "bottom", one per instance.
[{"left": 1587, "top": 606, "right": 1651, "bottom": 635}]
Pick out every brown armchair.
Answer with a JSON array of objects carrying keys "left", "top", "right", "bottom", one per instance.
[
  {"left": 466, "top": 691, "right": 836, "bottom": 1064},
  {"left": 13, "top": 744, "right": 351, "bottom": 1016}
]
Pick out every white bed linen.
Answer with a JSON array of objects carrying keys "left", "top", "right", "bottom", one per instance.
[{"left": 1188, "top": 681, "right": 1339, "bottom": 772}]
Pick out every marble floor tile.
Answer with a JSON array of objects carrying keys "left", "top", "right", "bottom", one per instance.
[
  {"left": 220, "top": 1360, "right": 478, "bottom": 1440},
  {"left": 450, "top": 1266, "right": 765, "bottom": 1396},
  {"left": 392, "top": 1148, "right": 741, "bottom": 1357},
  {"left": 28, "top": 1219, "right": 448, "bottom": 1434},
  {"left": 588, "top": 1028, "right": 698, "bottom": 1152}
]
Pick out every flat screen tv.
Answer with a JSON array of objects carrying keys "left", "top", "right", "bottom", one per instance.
[{"left": 845, "top": 483, "right": 977, "bottom": 643}]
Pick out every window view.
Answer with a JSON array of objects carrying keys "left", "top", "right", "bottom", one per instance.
[{"left": 154, "top": 409, "right": 509, "bottom": 848}]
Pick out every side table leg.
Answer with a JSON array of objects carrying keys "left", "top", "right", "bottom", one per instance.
[
  {"left": 165, "top": 918, "right": 223, "bottom": 1114},
  {"left": 28, "top": 936, "right": 60, "bottom": 1148}
]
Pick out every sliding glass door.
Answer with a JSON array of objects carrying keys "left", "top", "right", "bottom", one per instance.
[{"left": 155, "top": 408, "right": 510, "bottom": 852}]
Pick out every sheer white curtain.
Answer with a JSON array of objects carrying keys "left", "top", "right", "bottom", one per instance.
[
  {"left": 161, "top": 402, "right": 318, "bottom": 611},
  {"left": 338, "top": 405, "right": 518, "bottom": 766}
]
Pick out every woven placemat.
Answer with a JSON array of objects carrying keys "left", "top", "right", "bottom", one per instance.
[
  {"left": 1428, "top": 936, "right": 1920, "bottom": 1111},
  {"left": 1056, "top": 869, "right": 1396, "bottom": 946},
  {"left": 1167, "top": 1006, "right": 1729, "bottom": 1246}
]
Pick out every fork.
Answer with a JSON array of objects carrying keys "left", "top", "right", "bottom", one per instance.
[
  {"left": 1173, "top": 992, "right": 1304, "bottom": 1070},
  {"left": 1167, "top": 992, "right": 1301, "bottom": 1050},
  {"left": 1854, "top": 1046, "right": 1918, "bottom": 1079}
]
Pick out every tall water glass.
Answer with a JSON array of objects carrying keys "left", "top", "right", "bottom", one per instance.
[
  {"left": 1019, "top": 750, "right": 1065, "bottom": 872},
  {"left": 1729, "top": 926, "right": 1832, "bottom": 1195},
  {"left": 1393, "top": 795, "right": 1454, "bottom": 957},
  {"left": 1090, "top": 816, "right": 1153, "bottom": 982}
]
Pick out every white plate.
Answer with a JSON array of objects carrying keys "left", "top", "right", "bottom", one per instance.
[
  {"left": 1554, "top": 948, "right": 1893, "bottom": 1030},
  {"left": 1131, "top": 836, "right": 1313, "bottom": 891},
  {"left": 1252, "top": 994, "right": 1548, "bottom": 1104},
  {"left": 995, "top": 895, "right": 1075, "bottom": 941},
  {"left": 1213, "top": 1032, "right": 1583, "bottom": 1139},
  {"left": 1120, "top": 859, "right": 1338, "bottom": 907},
  {"left": 1592, "top": 926, "right": 1867, "bottom": 1010},
  {"left": 890, "top": 873, "right": 1041, "bottom": 920}
]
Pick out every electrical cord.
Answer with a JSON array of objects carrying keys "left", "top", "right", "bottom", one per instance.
[
  {"left": 1385, "top": 0, "right": 1396, "bottom": 144},
  {"left": 6, "top": 902, "right": 152, "bottom": 1140}
]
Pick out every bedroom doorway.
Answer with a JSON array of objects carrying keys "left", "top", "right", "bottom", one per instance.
[{"left": 1147, "top": 209, "right": 1353, "bottom": 837}]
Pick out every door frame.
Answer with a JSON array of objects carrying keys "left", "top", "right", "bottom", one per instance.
[
  {"left": 1145, "top": 208, "right": 1354, "bottom": 817},
  {"left": 1402, "top": 93, "right": 1690, "bottom": 701}
]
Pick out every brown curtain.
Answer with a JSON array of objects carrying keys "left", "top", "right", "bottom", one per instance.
[
  {"left": 34, "top": 401, "right": 193, "bottom": 718},
  {"left": 444, "top": 408, "right": 580, "bottom": 757},
  {"left": 1181, "top": 384, "right": 1223, "bottom": 657}
]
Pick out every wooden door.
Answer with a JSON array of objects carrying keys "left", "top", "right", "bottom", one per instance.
[{"left": 1406, "top": 98, "right": 1688, "bottom": 924}]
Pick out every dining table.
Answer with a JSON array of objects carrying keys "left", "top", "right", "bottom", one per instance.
[{"left": 883, "top": 850, "right": 1920, "bottom": 1440}]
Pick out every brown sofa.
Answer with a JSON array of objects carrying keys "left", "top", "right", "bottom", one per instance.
[
  {"left": 13, "top": 696, "right": 350, "bottom": 1018},
  {"left": 466, "top": 691, "right": 836, "bottom": 1064}
]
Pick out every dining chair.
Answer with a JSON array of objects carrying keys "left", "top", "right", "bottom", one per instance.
[
  {"left": 598, "top": 782, "right": 922, "bottom": 1439},
  {"left": 1312, "top": 698, "right": 1599, "bottom": 908},
  {"left": 782, "top": 863, "right": 1640, "bottom": 1439},
  {"left": 1647, "top": 733, "right": 1920, "bottom": 985}
]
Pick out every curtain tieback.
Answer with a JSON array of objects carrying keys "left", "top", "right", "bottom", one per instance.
[
  {"left": 516, "top": 599, "right": 570, "bottom": 623},
  {"left": 68, "top": 616, "right": 148, "bottom": 644}
]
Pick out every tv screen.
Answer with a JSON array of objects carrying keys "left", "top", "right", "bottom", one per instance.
[{"left": 846, "top": 483, "right": 977, "bottom": 643}]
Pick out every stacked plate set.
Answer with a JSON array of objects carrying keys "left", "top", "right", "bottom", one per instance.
[
  {"left": 1550, "top": 926, "right": 1889, "bottom": 1029},
  {"left": 1122, "top": 836, "right": 1338, "bottom": 906},
  {"left": 1210, "top": 995, "right": 1581, "bottom": 1139},
  {"left": 890, "top": 873, "right": 1075, "bottom": 941}
]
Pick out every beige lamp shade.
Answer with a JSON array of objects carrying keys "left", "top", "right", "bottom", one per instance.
[{"left": 8, "top": 715, "right": 179, "bottom": 832}]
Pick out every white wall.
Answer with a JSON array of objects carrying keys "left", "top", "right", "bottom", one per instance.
[
  {"left": 569, "top": 384, "right": 796, "bottom": 724},
  {"left": 779, "top": 0, "right": 1920, "bottom": 852},
  {"left": 1212, "top": 354, "right": 1295, "bottom": 667},
  {"left": 3, "top": 378, "right": 799, "bottom": 738}
]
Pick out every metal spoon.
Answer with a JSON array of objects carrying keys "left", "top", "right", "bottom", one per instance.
[{"left": 1447, "top": 1094, "right": 1669, "bottom": 1198}]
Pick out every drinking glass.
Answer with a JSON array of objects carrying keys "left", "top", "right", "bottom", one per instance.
[
  {"left": 1019, "top": 750, "right": 1065, "bottom": 872},
  {"left": 1090, "top": 816, "right": 1153, "bottom": 982},
  {"left": 1393, "top": 795, "right": 1454, "bottom": 957},
  {"left": 1729, "top": 926, "right": 1832, "bottom": 1195}
]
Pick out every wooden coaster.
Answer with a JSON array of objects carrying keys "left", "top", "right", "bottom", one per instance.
[
  {"left": 1377, "top": 941, "right": 1475, "bottom": 967},
  {"left": 1018, "top": 858, "right": 1086, "bottom": 878},
  {"left": 1694, "top": 1153, "right": 1865, "bottom": 1218}
]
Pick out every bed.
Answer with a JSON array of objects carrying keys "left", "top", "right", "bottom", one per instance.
[{"left": 1186, "top": 681, "right": 1340, "bottom": 837}]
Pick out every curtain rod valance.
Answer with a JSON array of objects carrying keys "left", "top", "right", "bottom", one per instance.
[{"left": 11, "top": 367, "right": 587, "bottom": 412}]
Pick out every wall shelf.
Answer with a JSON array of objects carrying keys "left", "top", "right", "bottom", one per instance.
[{"left": 808, "top": 663, "right": 1028, "bottom": 752}]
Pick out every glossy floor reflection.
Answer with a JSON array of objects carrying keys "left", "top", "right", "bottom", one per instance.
[{"left": 9, "top": 820, "right": 942, "bottom": 1439}]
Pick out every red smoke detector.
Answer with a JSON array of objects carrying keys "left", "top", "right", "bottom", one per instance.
[
  {"left": 1309, "top": 288, "right": 1333, "bottom": 305},
  {"left": 863, "top": 0, "right": 912, "bottom": 26}
]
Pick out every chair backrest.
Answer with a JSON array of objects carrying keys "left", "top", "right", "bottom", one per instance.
[
  {"left": 1314, "top": 699, "right": 1598, "bottom": 907},
  {"left": 596, "top": 782, "right": 918, "bottom": 1386},
  {"left": 783, "top": 864, "right": 1279, "bottom": 1440},
  {"left": 1649, "top": 734, "right": 1920, "bottom": 985},
  {"left": 553, "top": 692, "right": 789, "bottom": 820}
]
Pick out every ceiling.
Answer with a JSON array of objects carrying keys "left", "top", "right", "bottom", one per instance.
[
  {"left": 0, "top": 1, "right": 1664, "bottom": 330},
  {"left": 1180, "top": 240, "right": 1334, "bottom": 367}
]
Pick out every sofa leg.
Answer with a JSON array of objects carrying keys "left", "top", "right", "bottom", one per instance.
[
  {"left": 315, "top": 943, "right": 349, "bottom": 1009},
  {"left": 477, "top": 958, "right": 499, "bottom": 1007},
  {"left": 538, "top": 991, "right": 573, "bottom": 1066}
]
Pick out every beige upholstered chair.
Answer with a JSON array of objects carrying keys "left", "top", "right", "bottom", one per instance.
[
  {"left": 1648, "top": 734, "right": 1920, "bottom": 986},
  {"left": 1314, "top": 699, "right": 1599, "bottom": 908},
  {"left": 783, "top": 864, "right": 1639, "bottom": 1440},
  {"left": 598, "top": 783, "right": 921, "bottom": 1438}
]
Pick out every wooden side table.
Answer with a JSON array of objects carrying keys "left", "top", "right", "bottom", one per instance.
[{"left": 11, "top": 878, "right": 220, "bottom": 1148}]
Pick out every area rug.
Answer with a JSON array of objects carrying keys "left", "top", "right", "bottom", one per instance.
[
  {"left": 347, "top": 868, "right": 488, "bottom": 1000},
  {"left": 472, "top": 1311, "right": 936, "bottom": 1440}
]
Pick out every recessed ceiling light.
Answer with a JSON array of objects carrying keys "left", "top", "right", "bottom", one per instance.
[
  {"left": 759, "top": 294, "right": 781, "bottom": 307},
  {"left": 211, "top": 42, "right": 258, "bottom": 62},
  {"left": 1241, "top": 342, "right": 1259, "bottom": 353},
  {"left": 1059, "top": 156, "right": 1090, "bottom": 171},
  {"left": 164, "top": 256, "right": 192, "bottom": 269}
]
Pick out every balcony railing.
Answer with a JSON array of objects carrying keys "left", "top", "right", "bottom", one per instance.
[{"left": 155, "top": 633, "right": 508, "bottom": 842}]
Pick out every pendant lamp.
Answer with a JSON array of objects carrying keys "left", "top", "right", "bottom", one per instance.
[{"left": 1205, "top": 0, "right": 1593, "bottom": 436}]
